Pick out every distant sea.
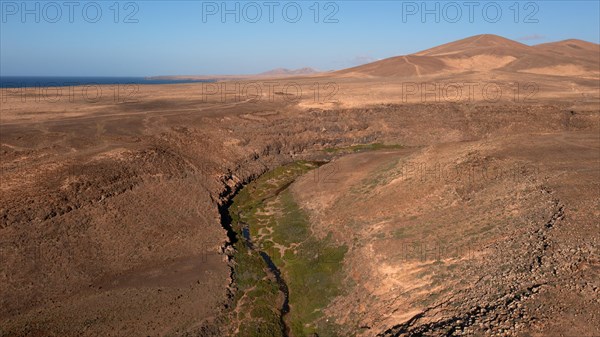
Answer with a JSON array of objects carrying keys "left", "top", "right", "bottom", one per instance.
[{"left": 0, "top": 76, "right": 214, "bottom": 88}]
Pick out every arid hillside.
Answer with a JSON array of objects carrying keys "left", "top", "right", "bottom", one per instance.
[{"left": 333, "top": 34, "right": 600, "bottom": 78}]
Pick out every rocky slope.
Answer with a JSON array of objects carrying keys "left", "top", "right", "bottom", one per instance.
[{"left": 0, "top": 80, "right": 598, "bottom": 336}]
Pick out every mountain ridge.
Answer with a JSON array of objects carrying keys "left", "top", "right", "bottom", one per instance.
[{"left": 333, "top": 34, "right": 599, "bottom": 78}]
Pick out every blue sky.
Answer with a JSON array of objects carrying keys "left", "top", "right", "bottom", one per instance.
[{"left": 1, "top": 1, "right": 599, "bottom": 76}]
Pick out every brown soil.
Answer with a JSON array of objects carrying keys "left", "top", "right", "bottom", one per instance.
[{"left": 1, "top": 35, "right": 598, "bottom": 337}]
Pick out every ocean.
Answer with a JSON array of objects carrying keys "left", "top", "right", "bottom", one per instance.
[{"left": 0, "top": 76, "right": 214, "bottom": 88}]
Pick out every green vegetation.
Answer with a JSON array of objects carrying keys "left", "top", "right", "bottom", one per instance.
[
  {"left": 229, "top": 161, "right": 347, "bottom": 337},
  {"left": 231, "top": 241, "right": 283, "bottom": 337},
  {"left": 274, "top": 189, "right": 347, "bottom": 336},
  {"left": 323, "top": 143, "right": 403, "bottom": 154}
]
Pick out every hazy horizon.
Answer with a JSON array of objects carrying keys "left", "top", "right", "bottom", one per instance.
[{"left": 2, "top": 1, "right": 599, "bottom": 77}]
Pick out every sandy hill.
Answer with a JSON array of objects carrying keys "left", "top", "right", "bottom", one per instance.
[
  {"left": 533, "top": 39, "right": 599, "bottom": 60},
  {"left": 334, "top": 34, "right": 599, "bottom": 78},
  {"left": 335, "top": 55, "right": 447, "bottom": 78},
  {"left": 511, "top": 39, "right": 600, "bottom": 76},
  {"left": 415, "top": 34, "right": 531, "bottom": 57}
]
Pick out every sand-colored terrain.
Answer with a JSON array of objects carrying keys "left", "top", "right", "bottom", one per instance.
[
  {"left": 335, "top": 35, "right": 599, "bottom": 78},
  {"left": 293, "top": 131, "right": 599, "bottom": 336},
  {"left": 0, "top": 35, "right": 598, "bottom": 336}
]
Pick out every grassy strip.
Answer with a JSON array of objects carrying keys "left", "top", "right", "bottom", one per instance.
[
  {"left": 272, "top": 189, "right": 347, "bottom": 337},
  {"left": 229, "top": 161, "right": 347, "bottom": 337},
  {"left": 232, "top": 241, "right": 283, "bottom": 337},
  {"left": 230, "top": 162, "right": 315, "bottom": 337},
  {"left": 323, "top": 143, "right": 403, "bottom": 154}
]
